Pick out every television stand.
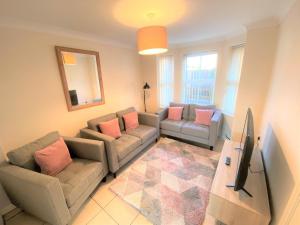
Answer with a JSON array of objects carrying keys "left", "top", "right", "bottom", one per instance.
[
  {"left": 226, "top": 184, "right": 253, "bottom": 197},
  {"left": 206, "top": 140, "right": 270, "bottom": 225}
]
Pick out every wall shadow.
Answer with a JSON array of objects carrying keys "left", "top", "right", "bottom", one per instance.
[{"left": 262, "top": 124, "right": 295, "bottom": 225}]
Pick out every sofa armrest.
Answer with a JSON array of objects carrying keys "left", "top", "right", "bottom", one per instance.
[
  {"left": 80, "top": 128, "right": 119, "bottom": 173},
  {"left": 156, "top": 108, "right": 168, "bottom": 121},
  {"left": 63, "top": 137, "right": 108, "bottom": 175},
  {"left": 138, "top": 112, "right": 160, "bottom": 130},
  {"left": 0, "top": 163, "right": 70, "bottom": 225},
  {"left": 209, "top": 110, "right": 223, "bottom": 147}
]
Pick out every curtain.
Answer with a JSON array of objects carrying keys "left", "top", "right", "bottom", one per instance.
[{"left": 158, "top": 55, "right": 174, "bottom": 108}]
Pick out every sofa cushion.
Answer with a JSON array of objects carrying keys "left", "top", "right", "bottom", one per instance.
[
  {"left": 116, "top": 107, "right": 136, "bottom": 131},
  {"left": 87, "top": 113, "right": 117, "bottom": 132},
  {"left": 7, "top": 131, "right": 60, "bottom": 171},
  {"left": 99, "top": 118, "right": 121, "bottom": 138},
  {"left": 189, "top": 104, "right": 216, "bottom": 121},
  {"left": 170, "top": 102, "right": 189, "bottom": 120},
  {"left": 126, "top": 125, "right": 157, "bottom": 144},
  {"left": 123, "top": 111, "right": 139, "bottom": 131},
  {"left": 181, "top": 121, "right": 209, "bottom": 139},
  {"left": 168, "top": 107, "right": 184, "bottom": 121},
  {"left": 55, "top": 158, "right": 103, "bottom": 207},
  {"left": 34, "top": 137, "right": 72, "bottom": 176},
  {"left": 115, "top": 134, "right": 141, "bottom": 160},
  {"left": 160, "top": 119, "right": 187, "bottom": 132}
]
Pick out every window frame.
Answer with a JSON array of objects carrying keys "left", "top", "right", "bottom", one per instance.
[{"left": 181, "top": 51, "right": 219, "bottom": 105}]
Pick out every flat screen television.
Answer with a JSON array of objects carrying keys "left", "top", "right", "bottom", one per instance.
[{"left": 227, "top": 108, "right": 254, "bottom": 197}]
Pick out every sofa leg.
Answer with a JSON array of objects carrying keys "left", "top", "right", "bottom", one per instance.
[
  {"left": 210, "top": 146, "right": 214, "bottom": 151},
  {"left": 113, "top": 173, "right": 117, "bottom": 178},
  {"left": 102, "top": 176, "right": 107, "bottom": 182}
]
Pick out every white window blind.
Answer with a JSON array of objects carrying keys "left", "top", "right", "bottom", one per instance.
[
  {"left": 182, "top": 53, "right": 218, "bottom": 105},
  {"left": 158, "top": 55, "right": 174, "bottom": 108},
  {"left": 222, "top": 46, "right": 244, "bottom": 115}
]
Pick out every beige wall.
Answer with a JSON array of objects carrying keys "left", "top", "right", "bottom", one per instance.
[
  {"left": 231, "top": 25, "right": 279, "bottom": 141},
  {"left": 0, "top": 27, "right": 142, "bottom": 153},
  {"left": 259, "top": 1, "right": 300, "bottom": 224}
]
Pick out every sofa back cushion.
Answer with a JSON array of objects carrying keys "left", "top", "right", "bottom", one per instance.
[
  {"left": 34, "top": 137, "right": 72, "bottom": 176},
  {"left": 169, "top": 102, "right": 189, "bottom": 120},
  {"left": 189, "top": 104, "right": 216, "bottom": 121},
  {"left": 99, "top": 118, "right": 122, "bottom": 138},
  {"left": 7, "top": 131, "right": 60, "bottom": 171},
  {"left": 123, "top": 111, "right": 139, "bottom": 131},
  {"left": 116, "top": 107, "right": 136, "bottom": 131},
  {"left": 87, "top": 113, "right": 117, "bottom": 131}
]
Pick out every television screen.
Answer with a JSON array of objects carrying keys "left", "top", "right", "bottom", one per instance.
[{"left": 233, "top": 108, "right": 254, "bottom": 196}]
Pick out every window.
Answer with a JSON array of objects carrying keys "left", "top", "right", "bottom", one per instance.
[
  {"left": 182, "top": 53, "right": 218, "bottom": 105},
  {"left": 222, "top": 46, "right": 244, "bottom": 115},
  {"left": 157, "top": 55, "right": 174, "bottom": 108}
]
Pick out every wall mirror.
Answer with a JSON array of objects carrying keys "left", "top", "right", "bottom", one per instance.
[{"left": 55, "top": 46, "right": 105, "bottom": 111}]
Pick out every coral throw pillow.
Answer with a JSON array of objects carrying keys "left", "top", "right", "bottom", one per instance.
[
  {"left": 99, "top": 118, "right": 121, "bottom": 138},
  {"left": 168, "top": 107, "right": 183, "bottom": 121},
  {"left": 34, "top": 137, "right": 72, "bottom": 176},
  {"left": 194, "top": 109, "right": 214, "bottom": 126},
  {"left": 123, "top": 111, "right": 139, "bottom": 132}
]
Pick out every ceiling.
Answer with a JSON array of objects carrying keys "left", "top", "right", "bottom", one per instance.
[{"left": 0, "top": 0, "right": 295, "bottom": 47}]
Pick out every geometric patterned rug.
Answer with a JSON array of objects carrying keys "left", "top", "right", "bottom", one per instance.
[{"left": 110, "top": 138, "right": 220, "bottom": 225}]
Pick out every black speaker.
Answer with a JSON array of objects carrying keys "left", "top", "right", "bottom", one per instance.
[{"left": 69, "top": 90, "right": 78, "bottom": 106}]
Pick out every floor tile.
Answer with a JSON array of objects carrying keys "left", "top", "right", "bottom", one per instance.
[
  {"left": 71, "top": 198, "right": 101, "bottom": 225},
  {"left": 105, "top": 196, "right": 139, "bottom": 225},
  {"left": 87, "top": 210, "right": 118, "bottom": 225},
  {"left": 131, "top": 213, "right": 153, "bottom": 225},
  {"left": 91, "top": 183, "right": 116, "bottom": 207}
]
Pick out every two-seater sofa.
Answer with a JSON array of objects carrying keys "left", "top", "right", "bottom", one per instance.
[
  {"left": 159, "top": 103, "right": 223, "bottom": 150},
  {"left": 80, "top": 107, "right": 160, "bottom": 177},
  {"left": 0, "top": 131, "right": 108, "bottom": 225}
]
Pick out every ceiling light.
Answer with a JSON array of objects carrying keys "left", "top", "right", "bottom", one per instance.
[{"left": 137, "top": 26, "right": 168, "bottom": 55}]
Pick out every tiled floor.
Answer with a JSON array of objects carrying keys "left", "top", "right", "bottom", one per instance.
[{"left": 5, "top": 138, "right": 225, "bottom": 225}]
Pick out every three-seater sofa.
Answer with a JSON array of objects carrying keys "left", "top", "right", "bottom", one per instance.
[
  {"left": 80, "top": 107, "right": 160, "bottom": 177},
  {"left": 159, "top": 102, "right": 223, "bottom": 150}
]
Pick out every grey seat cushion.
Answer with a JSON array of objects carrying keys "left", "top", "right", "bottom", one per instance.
[
  {"left": 160, "top": 119, "right": 187, "bottom": 132},
  {"left": 189, "top": 104, "right": 216, "bottom": 121},
  {"left": 87, "top": 113, "right": 117, "bottom": 132},
  {"left": 115, "top": 134, "right": 141, "bottom": 160},
  {"left": 181, "top": 121, "right": 209, "bottom": 139},
  {"left": 126, "top": 125, "right": 157, "bottom": 144},
  {"left": 116, "top": 107, "right": 136, "bottom": 131},
  {"left": 55, "top": 158, "right": 103, "bottom": 207},
  {"left": 170, "top": 102, "right": 189, "bottom": 120},
  {"left": 7, "top": 131, "right": 60, "bottom": 171}
]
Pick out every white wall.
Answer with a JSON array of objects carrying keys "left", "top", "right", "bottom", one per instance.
[
  {"left": 0, "top": 27, "right": 142, "bottom": 153},
  {"left": 259, "top": 1, "right": 300, "bottom": 224}
]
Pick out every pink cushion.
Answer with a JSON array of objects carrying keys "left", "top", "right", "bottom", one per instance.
[
  {"left": 168, "top": 107, "right": 183, "bottom": 121},
  {"left": 123, "top": 111, "right": 139, "bottom": 132},
  {"left": 34, "top": 137, "right": 72, "bottom": 176},
  {"left": 99, "top": 118, "right": 121, "bottom": 138},
  {"left": 194, "top": 109, "right": 214, "bottom": 126}
]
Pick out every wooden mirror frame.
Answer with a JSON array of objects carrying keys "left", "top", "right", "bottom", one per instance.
[{"left": 55, "top": 46, "right": 105, "bottom": 111}]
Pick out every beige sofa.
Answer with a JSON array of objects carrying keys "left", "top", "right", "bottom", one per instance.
[
  {"left": 0, "top": 131, "right": 108, "bottom": 225},
  {"left": 80, "top": 107, "right": 160, "bottom": 177},
  {"left": 159, "top": 103, "right": 223, "bottom": 150}
]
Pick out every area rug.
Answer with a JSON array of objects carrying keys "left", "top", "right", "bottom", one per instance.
[{"left": 109, "top": 138, "right": 220, "bottom": 225}]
